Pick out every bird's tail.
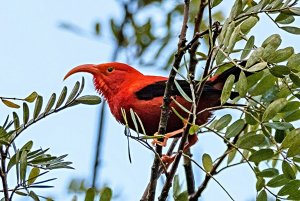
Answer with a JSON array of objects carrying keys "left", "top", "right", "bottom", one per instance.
[{"left": 206, "top": 61, "right": 251, "bottom": 90}]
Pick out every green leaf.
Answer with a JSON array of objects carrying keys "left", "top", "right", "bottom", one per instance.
[
  {"left": 287, "top": 141, "right": 300, "bottom": 157},
  {"left": 84, "top": 188, "right": 95, "bottom": 201},
  {"left": 174, "top": 80, "right": 192, "bottom": 102},
  {"left": 247, "top": 62, "right": 267, "bottom": 72},
  {"left": 269, "top": 65, "right": 291, "bottom": 78},
  {"left": 284, "top": 110, "right": 300, "bottom": 122},
  {"left": 281, "top": 26, "right": 300, "bottom": 35},
  {"left": 262, "top": 98, "right": 287, "bottom": 121},
  {"left": 24, "top": 92, "right": 38, "bottom": 103},
  {"left": 211, "top": 0, "right": 222, "bottom": 8},
  {"left": 45, "top": 93, "right": 56, "bottom": 114},
  {"left": 262, "top": 34, "right": 281, "bottom": 48},
  {"left": 189, "top": 125, "right": 199, "bottom": 135},
  {"left": 13, "top": 112, "right": 20, "bottom": 130},
  {"left": 256, "top": 190, "right": 267, "bottom": 201},
  {"left": 225, "top": 119, "right": 245, "bottom": 138},
  {"left": 263, "top": 122, "right": 293, "bottom": 130},
  {"left": 245, "top": 47, "right": 264, "bottom": 68},
  {"left": 256, "top": 177, "right": 265, "bottom": 191},
  {"left": 240, "top": 16, "right": 259, "bottom": 34},
  {"left": 256, "top": 168, "right": 279, "bottom": 178},
  {"left": 227, "top": 25, "right": 241, "bottom": 54},
  {"left": 249, "top": 74, "right": 276, "bottom": 96},
  {"left": 289, "top": 73, "right": 300, "bottom": 86},
  {"left": 100, "top": 187, "right": 112, "bottom": 201},
  {"left": 223, "top": 22, "right": 236, "bottom": 48},
  {"left": 221, "top": 74, "right": 235, "bottom": 105},
  {"left": 275, "top": 13, "right": 295, "bottom": 24},
  {"left": 237, "top": 134, "right": 265, "bottom": 149},
  {"left": 66, "top": 81, "right": 80, "bottom": 105},
  {"left": 269, "top": 47, "right": 294, "bottom": 63},
  {"left": 56, "top": 86, "right": 67, "bottom": 108},
  {"left": 202, "top": 153, "right": 213, "bottom": 172},
  {"left": 1, "top": 99, "right": 20, "bottom": 109},
  {"left": 33, "top": 96, "right": 43, "bottom": 119},
  {"left": 288, "top": 7, "right": 300, "bottom": 16},
  {"left": 20, "top": 150, "right": 28, "bottom": 183},
  {"left": 28, "top": 167, "right": 40, "bottom": 186},
  {"left": 214, "top": 114, "right": 232, "bottom": 131},
  {"left": 175, "top": 191, "right": 188, "bottom": 201},
  {"left": 75, "top": 95, "right": 102, "bottom": 105},
  {"left": 241, "top": 36, "right": 255, "bottom": 60},
  {"left": 281, "top": 128, "right": 300, "bottom": 149},
  {"left": 287, "top": 53, "right": 300, "bottom": 71},
  {"left": 227, "top": 149, "right": 237, "bottom": 165},
  {"left": 23, "top": 103, "right": 29, "bottom": 125},
  {"left": 229, "top": 0, "right": 243, "bottom": 20},
  {"left": 278, "top": 180, "right": 300, "bottom": 196},
  {"left": 267, "top": 174, "right": 290, "bottom": 187},
  {"left": 282, "top": 161, "right": 295, "bottom": 179},
  {"left": 21, "top": 141, "right": 33, "bottom": 152},
  {"left": 236, "top": 71, "right": 247, "bottom": 97},
  {"left": 29, "top": 191, "right": 40, "bottom": 201},
  {"left": 173, "top": 175, "right": 180, "bottom": 197},
  {"left": 249, "top": 149, "right": 274, "bottom": 163}
]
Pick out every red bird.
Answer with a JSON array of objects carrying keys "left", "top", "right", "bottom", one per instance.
[{"left": 64, "top": 62, "right": 242, "bottom": 161}]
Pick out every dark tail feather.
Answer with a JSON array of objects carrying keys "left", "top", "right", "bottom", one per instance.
[{"left": 207, "top": 61, "right": 252, "bottom": 90}]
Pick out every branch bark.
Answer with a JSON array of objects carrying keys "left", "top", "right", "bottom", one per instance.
[
  {"left": 185, "top": 0, "right": 208, "bottom": 195},
  {"left": 0, "top": 146, "right": 9, "bottom": 201},
  {"left": 144, "top": 1, "right": 191, "bottom": 200}
]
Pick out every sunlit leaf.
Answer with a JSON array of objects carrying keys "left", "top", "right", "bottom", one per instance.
[
  {"left": 1, "top": 99, "right": 20, "bottom": 109},
  {"left": 45, "top": 93, "right": 56, "bottom": 114},
  {"left": 100, "top": 187, "right": 113, "bottom": 201},
  {"left": 33, "top": 96, "right": 43, "bottom": 119},
  {"left": 28, "top": 167, "right": 40, "bottom": 186},
  {"left": 56, "top": 87, "right": 67, "bottom": 108},
  {"left": 202, "top": 153, "right": 213, "bottom": 172},
  {"left": 221, "top": 75, "right": 235, "bottom": 104},
  {"left": 24, "top": 92, "right": 38, "bottom": 103}
]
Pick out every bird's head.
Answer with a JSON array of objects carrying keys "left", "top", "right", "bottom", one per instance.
[{"left": 64, "top": 62, "right": 143, "bottom": 97}]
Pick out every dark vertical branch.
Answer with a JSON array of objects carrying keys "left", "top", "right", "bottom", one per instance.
[
  {"left": 184, "top": 0, "right": 208, "bottom": 195},
  {"left": 92, "top": 102, "right": 106, "bottom": 187},
  {"left": 91, "top": 3, "right": 129, "bottom": 187},
  {"left": 144, "top": 1, "right": 191, "bottom": 201},
  {"left": 0, "top": 146, "right": 9, "bottom": 201},
  {"left": 159, "top": 2, "right": 221, "bottom": 200}
]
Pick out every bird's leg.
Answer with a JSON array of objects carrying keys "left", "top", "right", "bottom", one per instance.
[
  {"left": 161, "top": 133, "right": 199, "bottom": 165},
  {"left": 151, "top": 128, "right": 185, "bottom": 147}
]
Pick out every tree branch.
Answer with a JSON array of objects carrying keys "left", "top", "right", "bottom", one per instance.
[
  {"left": 185, "top": 0, "right": 208, "bottom": 195},
  {"left": 144, "top": 1, "right": 191, "bottom": 200},
  {"left": 0, "top": 146, "right": 9, "bottom": 201}
]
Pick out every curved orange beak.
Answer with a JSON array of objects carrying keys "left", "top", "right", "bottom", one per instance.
[{"left": 64, "top": 64, "right": 98, "bottom": 80}]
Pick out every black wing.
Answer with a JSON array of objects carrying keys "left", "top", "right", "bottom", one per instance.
[{"left": 135, "top": 80, "right": 233, "bottom": 100}]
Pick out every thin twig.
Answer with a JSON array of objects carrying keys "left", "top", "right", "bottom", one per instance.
[
  {"left": 183, "top": 153, "right": 235, "bottom": 201},
  {"left": 189, "top": 132, "right": 240, "bottom": 201}
]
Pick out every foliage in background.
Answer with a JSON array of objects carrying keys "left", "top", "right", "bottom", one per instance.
[{"left": 0, "top": 78, "right": 102, "bottom": 200}]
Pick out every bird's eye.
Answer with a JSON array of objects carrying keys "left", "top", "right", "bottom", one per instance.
[{"left": 107, "top": 67, "right": 114, "bottom": 73}]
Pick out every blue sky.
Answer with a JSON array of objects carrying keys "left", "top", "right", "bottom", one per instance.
[{"left": 0, "top": 1, "right": 299, "bottom": 201}]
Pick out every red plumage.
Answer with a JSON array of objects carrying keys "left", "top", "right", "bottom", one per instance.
[{"left": 64, "top": 62, "right": 241, "bottom": 136}]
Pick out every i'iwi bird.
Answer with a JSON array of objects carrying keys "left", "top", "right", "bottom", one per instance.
[{"left": 64, "top": 62, "right": 244, "bottom": 162}]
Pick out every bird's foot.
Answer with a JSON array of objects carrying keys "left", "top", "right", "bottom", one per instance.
[
  {"left": 151, "top": 128, "right": 185, "bottom": 147},
  {"left": 161, "top": 154, "right": 176, "bottom": 164}
]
